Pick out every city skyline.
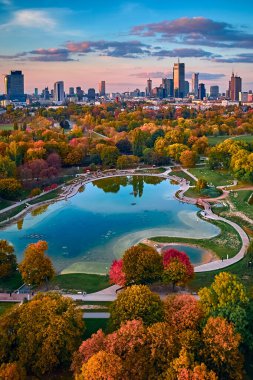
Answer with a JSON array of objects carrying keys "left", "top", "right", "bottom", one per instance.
[{"left": 0, "top": 0, "right": 253, "bottom": 93}]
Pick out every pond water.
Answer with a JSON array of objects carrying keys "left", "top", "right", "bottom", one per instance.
[{"left": 0, "top": 176, "right": 220, "bottom": 274}]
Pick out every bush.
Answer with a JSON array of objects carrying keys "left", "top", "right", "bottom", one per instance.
[{"left": 29, "top": 188, "right": 42, "bottom": 197}]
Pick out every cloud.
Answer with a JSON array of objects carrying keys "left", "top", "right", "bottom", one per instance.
[
  {"left": 0, "top": 9, "right": 56, "bottom": 30},
  {"left": 130, "top": 71, "right": 169, "bottom": 78},
  {"left": 29, "top": 48, "right": 75, "bottom": 62},
  {"left": 152, "top": 48, "right": 218, "bottom": 58},
  {"left": 212, "top": 53, "right": 253, "bottom": 63},
  {"left": 65, "top": 40, "right": 151, "bottom": 58},
  {"left": 131, "top": 17, "right": 253, "bottom": 49},
  {"left": 186, "top": 72, "right": 226, "bottom": 80}
]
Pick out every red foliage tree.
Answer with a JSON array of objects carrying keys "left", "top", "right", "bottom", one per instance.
[
  {"left": 163, "top": 249, "right": 194, "bottom": 278},
  {"left": 109, "top": 259, "right": 126, "bottom": 286}
]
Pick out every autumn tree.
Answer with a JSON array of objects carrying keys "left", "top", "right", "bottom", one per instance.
[
  {"left": 80, "top": 351, "right": 123, "bottom": 380},
  {"left": 122, "top": 245, "right": 163, "bottom": 285},
  {"left": 109, "top": 259, "right": 126, "bottom": 286},
  {"left": 201, "top": 317, "right": 243, "bottom": 380},
  {"left": 0, "top": 240, "right": 17, "bottom": 279},
  {"left": 0, "top": 362, "right": 26, "bottom": 380},
  {"left": 19, "top": 240, "right": 55, "bottom": 286},
  {"left": 163, "top": 249, "right": 194, "bottom": 289},
  {"left": 109, "top": 285, "right": 164, "bottom": 329},
  {"left": 179, "top": 150, "right": 197, "bottom": 168},
  {"left": 0, "top": 292, "right": 84, "bottom": 376},
  {"left": 0, "top": 178, "right": 21, "bottom": 200}
]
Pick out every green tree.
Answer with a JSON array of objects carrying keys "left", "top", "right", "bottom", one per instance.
[
  {"left": 100, "top": 146, "right": 119, "bottom": 167},
  {"left": 122, "top": 245, "right": 163, "bottom": 285},
  {"left": 19, "top": 241, "right": 55, "bottom": 286},
  {"left": 0, "top": 240, "right": 17, "bottom": 279},
  {"left": 109, "top": 285, "right": 164, "bottom": 329},
  {"left": 0, "top": 292, "right": 84, "bottom": 376}
]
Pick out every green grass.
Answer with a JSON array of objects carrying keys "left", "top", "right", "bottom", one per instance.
[
  {"left": 0, "top": 272, "right": 23, "bottom": 292},
  {"left": 184, "top": 186, "right": 222, "bottom": 199},
  {"left": 189, "top": 167, "right": 234, "bottom": 187},
  {"left": 29, "top": 188, "right": 61, "bottom": 205},
  {"left": 189, "top": 254, "right": 253, "bottom": 293},
  {"left": 229, "top": 190, "right": 253, "bottom": 219},
  {"left": 0, "top": 204, "right": 27, "bottom": 223},
  {"left": 0, "top": 302, "right": 17, "bottom": 316},
  {"left": 0, "top": 124, "right": 14, "bottom": 131},
  {"left": 51, "top": 273, "right": 110, "bottom": 294},
  {"left": 0, "top": 199, "right": 13, "bottom": 210},
  {"left": 83, "top": 318, "right": 109, "bottom": 339},
  {"left": 170, "top": 170, "right": 196, "bottom": 185},
  {"left": 151, "top": 219, "right": 242, "bottom": 260},
  {"left": 208, "top": 134, "right": 253, "bottom": 146}
]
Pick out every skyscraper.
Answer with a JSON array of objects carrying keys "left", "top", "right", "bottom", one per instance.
[
  {"left": 4, "top": 70, "right": 25, "bottom": 101},
  {"left": 184, "top": 81, "right": 190, "bottom": 97},
  {"left": 192, "top": 73, "right": 199, "bottom": 97},
  {"left": 69, "top": 87, "right": 75, "bottom": 96},
  {"left": 146, "top": 79, "right": 152, "bottom": 97},
  {"left": 198, "top": 83, "right": 206, "bottom": 100},
  {"left": 54, "top": 81, "right": 65, "bottom": 102},
  {"left": 87, "top": 88, "right": 96, "bottom": 101},
  {"left": 162, "top": 78, "right": 174, "bottom": 97},
  {"left": 99, "top": 81, "right": 106, "bottom": 96},
  {"left": 210, "top": 86, "right": 219, "bottom": 99},
  {"left": 229, "top": 73, "right": 242, "bottom": 101},
  {"left": 173, "top": 61, "right": 185, "bottom": 98}
]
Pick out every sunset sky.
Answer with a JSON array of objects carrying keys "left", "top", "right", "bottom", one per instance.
[{"left": 0, "top": 0, "right": 253, "bottom": 93}]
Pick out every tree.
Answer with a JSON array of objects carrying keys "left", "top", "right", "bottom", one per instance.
[
  {"left": 0, "top": 240, "right": 17, "bottom": 279},
  {"left": 0, "top": 362, "right": 26, "bottom": 380},
  {"left": 122, "top": 245, "right": 163, "bottom": 285},
  {"left": 0, "top": 178, "right": 21, "bottom": 200},
  {"left": 163, "top": 249, "right": 194, "bottom": 289},
  {"left": 201, "top": 317, "right": 243, "bottom": 380},
  {"left": 109, "top": 259, "right": 126, "bottom": 286},
  {"left": 198, "top": 272, "right": 248, "bottom": 316},
  {"left": 116, "top": 138, "right": 132, "bottom": 154},
  {"left": 179, "top": 150, "right": 197, "bottom": 168},
  {"left": 0, "top": 292, "right": 84, "bottom": 376},
  {"left": 109, "top": 285, "right": 164, "bottom": 329},
  {"left": 80, "top": 351, "right": 123, "bottom": 380},
  {"left": 100, "top": 146, "right": 119, "bottom": 167},
  {"left": 0, "top": 156, "right": 16, "bottom": 178},
  {"left": 19, "top": 241, "right": 55, "bottom": 286},
  {"left": 196, "top": 178, "right": 208, "bottom": 192},
  {"left": 116, "top": 155, "right": 139, "bottom": 169},
  {"left": 164, "top": 295, "right": 203, "bottom": 332}
]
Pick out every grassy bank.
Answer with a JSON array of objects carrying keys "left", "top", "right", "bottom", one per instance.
[
  {"left": 189, "top": 167, "right": 234, "bottom": 186},
  {"left": 50, "top": 273, "right": 110, "bottom": 294},
  {"left": 169, "top": 170, "right": 196, "bottom": 185},
  {"left": 0, "top": 204, "right": 27, "bottom": 223},
  {"left": 229, "top": 190, "right": 253, "bottom": 219},
  {"left": 151, "top": 219, "right": 242, "bottom": 260}
]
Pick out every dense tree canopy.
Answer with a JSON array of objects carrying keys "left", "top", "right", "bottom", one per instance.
[{"left": 0, "top": 240, "right": 17, "bottom": 279}]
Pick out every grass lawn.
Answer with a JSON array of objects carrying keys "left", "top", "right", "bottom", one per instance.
[
  {"left": 229, "top": 190, "right": 253, "bottom": 219},
  {"left": 50, "top": 273, "right": 110, "bottom": 294},
  {"left": 83, "top": 318, "right": 109, "bottom": 339},
  {"left": 29, "top": 188, "right": 61, "bottom": 205},
  {"left": 189, "top": 167, "right": 234, "bottom": 187},
  {"left": 0, "top": 124, "right": 14, "bottom": 131},
  {"left": 170, "top": 170, "right": 196, "bottom": 185},
  {"left": 184, "top": 186, "right": 222, "bottom": 199},
  {"left": 0, "top": 272, "right": 23, "bottom": 292},
  {"left": 207, "top": 134, "right": 253, "bottom": 146},
  {"left": 189, "top": 254, "right": 253, "bottom": 293},
  {"left": 0, "top": 204, "right": 27, "bottom": 223},
  {"left": 0, "top": 199, "right": 13, "bottom": 210},
  {"left": 151, "top": 219, "right": 242, "bottom": 260},
  {"left": 0, "top": 302, "right": 17, "bottom": 316}
]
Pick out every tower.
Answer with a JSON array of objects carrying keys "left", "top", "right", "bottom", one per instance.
[
  {"left": 99, "top": 81, "right": 106, "bottom": 96},
  {"left": 192, "top": 73, "right": 199, "bottom": 97},
  {"left": 54, "top": 81, "right": 65, "bottom": 102},
  {"left": 146, "top": 78, "right": 152, "bottom": 97},
  {"left": 229, "top": 72, "right": 242, "bottom": 101},
  {"left": 173, "top": 60, "right": 185, "bottom": 98},
  {"left": 4, "top": 70, "right": 25, "bottom": 101}
]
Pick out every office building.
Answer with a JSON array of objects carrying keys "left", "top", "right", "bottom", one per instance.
[
  {"left": 198, "top": 83, "right": 206, "bottom": 100},
  {"left": 210, "top": 86, "right": 219, "bottom": 99},
  {"left": 229, "top": 73, "right": 242, "bottom": 101},
  {"left": 54, "top": 81, "right": 65, "bottom": 102},
  {"left": 4, "top": 70, "right": 25, "bottom": 101},
  {"left": 239, "top": 92, "right": 248, "bottom": 102},
  {"left": 69, "top": 87, "right": 75, "bottom": 96},
  {"left": 76, "top": 87, "right": 84, "bottom": 101},
  {"left": 162, "top": 78, "right": 174, "bottom": 97},
  {"left": 173, "top": 61, "right": 185, "bottom": 98},
  {"left": 34, "top": 88, "right": 38, "bottom": 97},
  {"left": 146, "top": 79, "right": 152, "bottom": 97},
  {"left": 184, "top": 81, "right": 190, "bottom": 97},
  {"left": 87, "top": 88, "right": 96, "bottom": 101},
  {"left": 192, "top": 73, "right": 199, "bottom": 97},
  {"left": 99, "top": 81, "right": 106, "bottom": 96}
]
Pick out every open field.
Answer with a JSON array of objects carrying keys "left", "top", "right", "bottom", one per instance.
[
  {"left": 51, "top": 273, "right": 110, "bottom": 294},
  {"left": 208, "top": 134, "right": 253, "bottom": 146},
  {"left": 169, "top": 170, "right": 196, "bottom": 185},
  {"left": 229, "top": 190, "right": 253, "bottom": 219},
  {"left": 189, "top": 167, "right": 234, "bottom": 186},
  {"left": 0, "top": 124, "right": 14, "bottom": 131}
]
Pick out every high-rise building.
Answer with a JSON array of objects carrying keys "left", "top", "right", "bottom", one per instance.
[
  {"left": 198, "top": 83, "right": 206, "bottom": 100},
  {"left": 146, "top": 79, "right": 152, "bottom": 97},
  {"left": 229, "top": 73, "right": 242, "bottom": 101},
  {"left": 54, "top": 81, "right": 65, "bottom": 102},
  {"left": 99, "top": 81, "right": 106, "bottom": 96},
  {"left": 192, "top": 73, "right": 199, "bottom": 97},
  {"left": 184, "top": 81, "right": 190, "bottom": 97},
  {"left": 87, "top": 88, "right": 96, "bottom": 101},
  {"left": 173, "top": 61, "right": 185, "bottom": 98},
  {"left": 4, "top": 70, "right": 25, "bottom": 101},
  {"left": 76, "top": 87, "right": 84, "bottom": 101},
  {"left": 210, "top": 86, "right": 219, "bottom": 99},
  {"left": 162, "top": 78, "right": 174, "bottom": 97},
  {"left": 69, "top": 87, "right": 75, "bottom": 96},
  {"left": 34, "top": 88, "right": 39, "bottom": 97}
]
